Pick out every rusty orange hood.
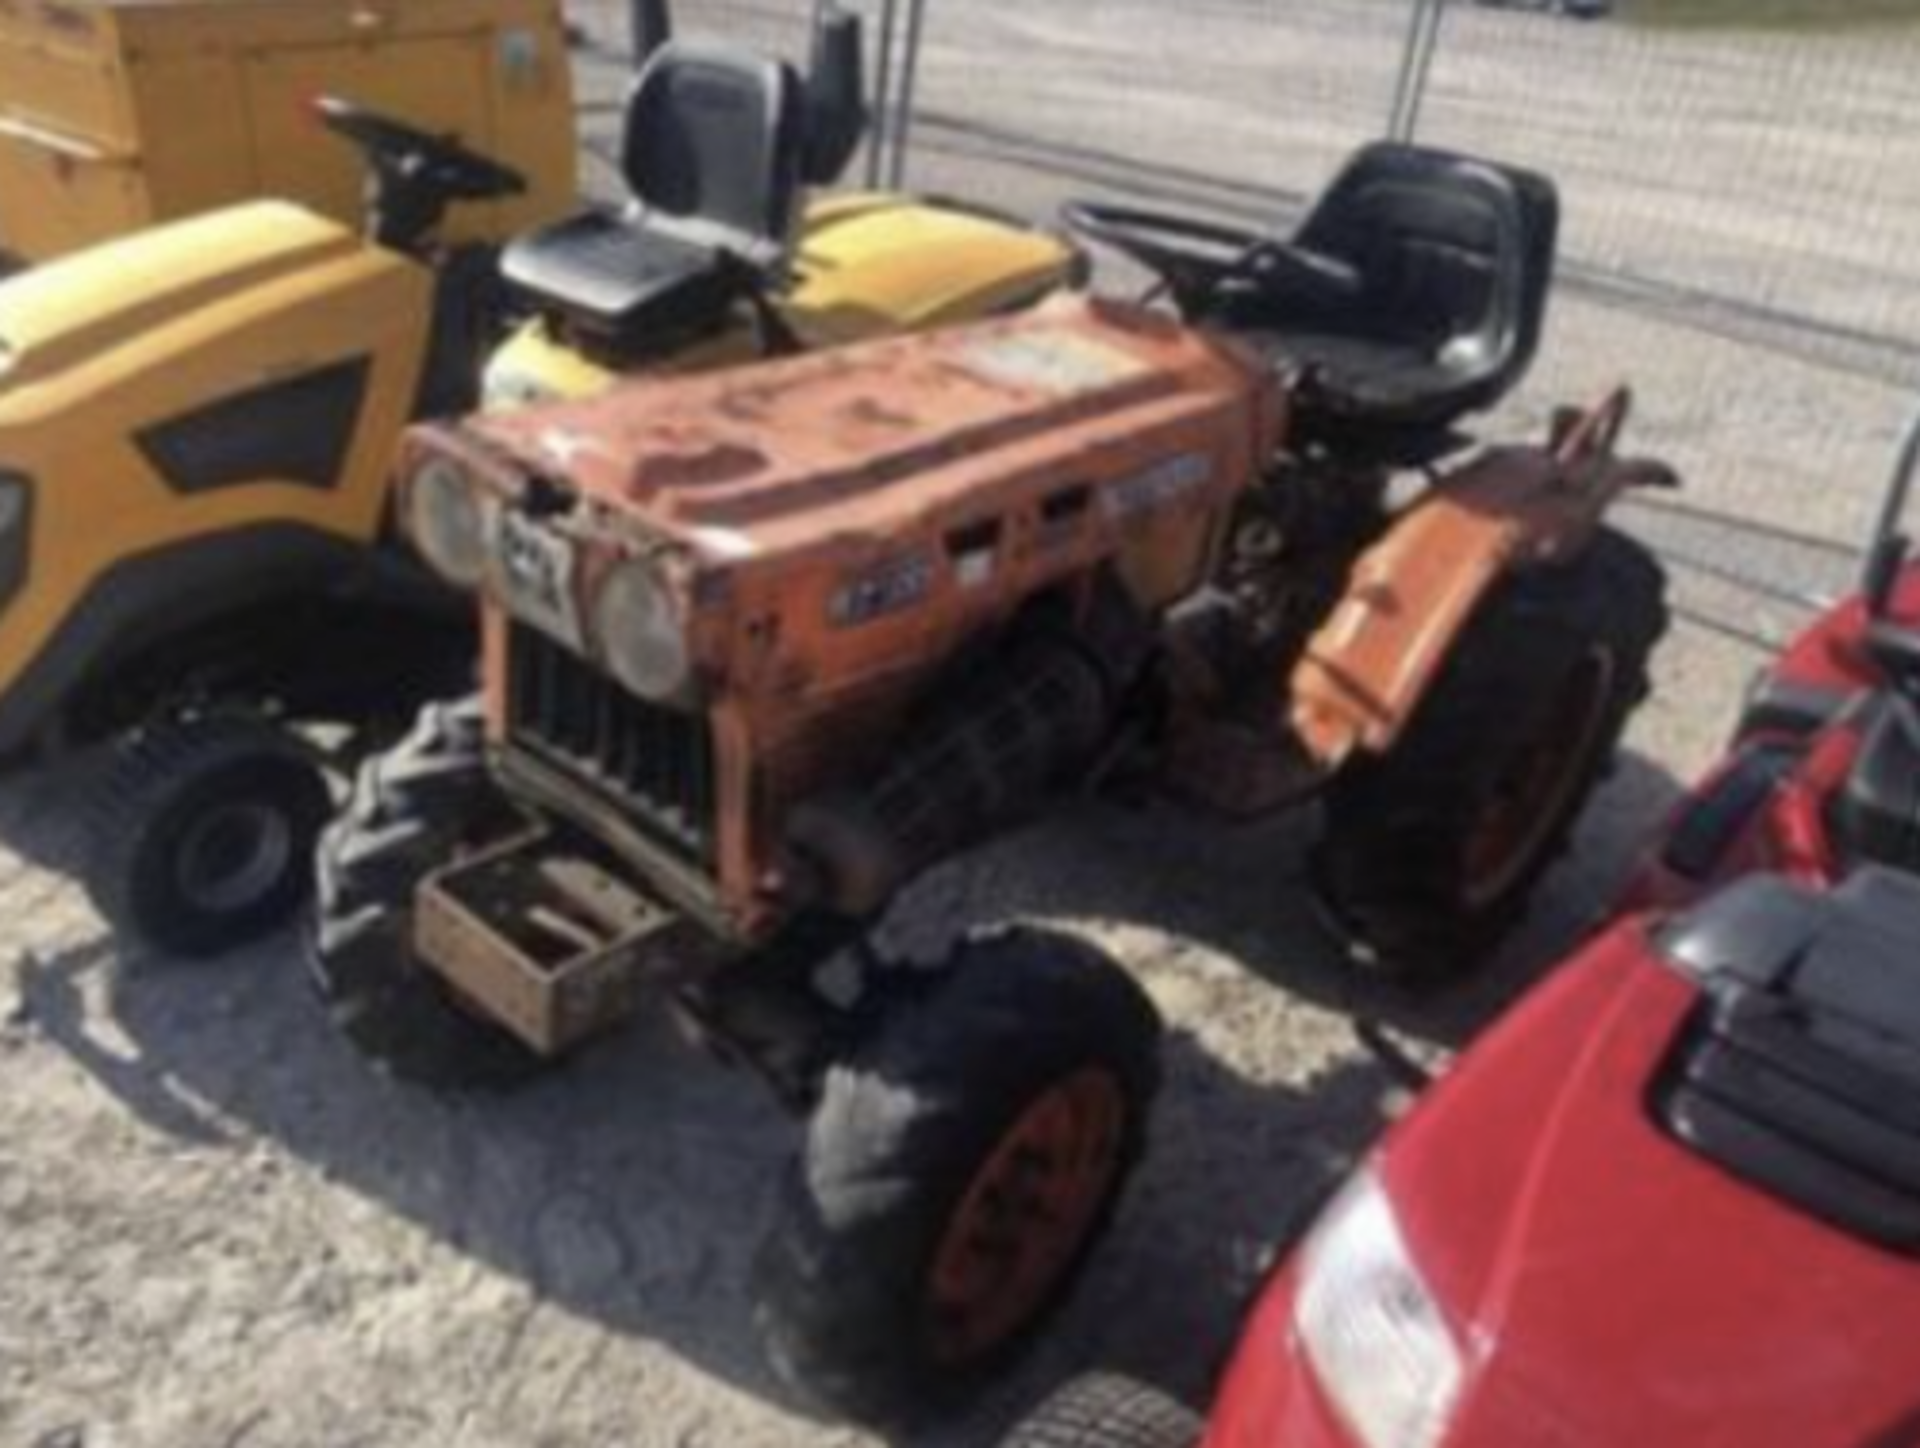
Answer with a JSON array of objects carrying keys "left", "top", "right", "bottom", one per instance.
[{"left": 423, "top": 295, "right": 1282, "bottom": 571}]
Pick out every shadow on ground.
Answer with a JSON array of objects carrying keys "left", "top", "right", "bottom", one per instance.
[{"left": 1, "top": 744, "right": 1682, "bottom": 1446}]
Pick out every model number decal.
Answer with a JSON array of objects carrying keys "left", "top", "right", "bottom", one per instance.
[
  {"left": 1104, "top": 453, "right": 1212, "bottom": 520},
  {"left": 831, "top": 551, "right": 935, "bottom": 628}
]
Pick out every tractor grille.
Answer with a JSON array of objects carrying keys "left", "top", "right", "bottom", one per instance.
[{"left": 504, "top": 625, "right": 718, "bottom": 866}]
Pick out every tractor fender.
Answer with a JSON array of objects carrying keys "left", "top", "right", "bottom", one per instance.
[
  {"left": 0, "top": 524, "right": 410, "bottom": 755},
  {"left": 1289, "top": 397, "right": 1676, "bottom": 768}
]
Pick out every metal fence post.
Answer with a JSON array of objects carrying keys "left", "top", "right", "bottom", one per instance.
[
  {"left": 1387, "top": 0, "right": 1448, "bottom": 142},
  {"left": 865, "top": 0, "right": 901, "bottom": 188},
  {"left": 885, "top": 0, "right": 929, "bottom": 191},
  {"left": 630, "top": 0, "right": 670, "bottom": 65}
]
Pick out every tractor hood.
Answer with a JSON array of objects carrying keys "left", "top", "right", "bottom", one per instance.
[
  {"left": 0, "top": 202, "right": 360, "bottom": 391},
  {"left": 402, "top": 296, "right": 1281, "bottom": 701},
  {"left": 1385, "top": 890, "right": 1920, "bottom": 1447},
  {"left": 443, "top": 294, "right": 1274, "bottom": 563},
  {"left": 1212, "top": 896, "right": 1920, "bottom": 1448}
]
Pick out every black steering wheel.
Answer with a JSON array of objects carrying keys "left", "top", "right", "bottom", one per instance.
[
  {"left": 1062, "top": 200, "right": 1360, "bottom": 313},
  {"left": 315, "top": 96, "right": 526, "bottom": 251}
]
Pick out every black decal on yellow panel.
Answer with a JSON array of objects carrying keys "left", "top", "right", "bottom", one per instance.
[{"left": 138, "top": 358, "right": 374, "bottom": 496}]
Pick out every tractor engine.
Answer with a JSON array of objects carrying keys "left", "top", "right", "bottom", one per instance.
[
  {"left": 785, "top": 608, "right": 1136, "bottom": 918},
  {"left": 395, "top": 297, "right": 1280, "bottom": 984}
]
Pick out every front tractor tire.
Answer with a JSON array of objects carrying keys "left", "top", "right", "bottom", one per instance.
[
  {"left": 754, "top": 930, "right": 1164, "bottom": 1428},
  {"left": 86, "top": 715, "right": 334, "bottom": 959},
  {"left": 1004, "top": 1373, "right": 1203, "bottom": 1448},
  {"left": 309, "top": 697, "right": 547, "bottom": 1091},
  {"left": 1314, "top": 528, "right": 1668, "bottom": 979}
]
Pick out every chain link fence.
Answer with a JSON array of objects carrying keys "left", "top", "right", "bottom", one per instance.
[
  {"left": 588, "top": 0, "right": 1920, "bottom": 649},
  {"left": 1408, "top": 2, "right": 1920, "bottom": 646}
]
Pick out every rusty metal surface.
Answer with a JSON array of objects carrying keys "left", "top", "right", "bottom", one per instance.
[
  {"left": 1288, "top": 392, "right": 1673, "bottom": 768},
  {"left": 411, "top": 297, "right": 1282, "bottom": 932},
  {"left": 414, "top": 829, "right": 678, "bottom": 1055}
]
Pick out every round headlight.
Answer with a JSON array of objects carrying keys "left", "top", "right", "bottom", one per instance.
[
  {"left": 595, "top": 557, "right": 692, "bottom": 702},
  {"left": 406, "top": 457, "right": 488, "bottom": 587}
]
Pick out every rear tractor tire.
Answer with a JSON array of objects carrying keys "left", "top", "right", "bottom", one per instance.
[
  {"left": 85, "top": 714, "right": 333, "bottom": 960},
  {"left": 1313, "top": 528, "right": 1668, "bottom": 980},
  {"left": 1003, "top": 1373, "right": 1203, "bottom": 1448},
  {"left": 753, "top": 928, "right": 1164, "bottom": 1428},
  {"left": 309, "top": 696, "right": 548, "bottom": 1091}
]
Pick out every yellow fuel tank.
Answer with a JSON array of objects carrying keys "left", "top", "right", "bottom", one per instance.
[{"left": 0, "top": 0, "right": 575, "bottom": 265}]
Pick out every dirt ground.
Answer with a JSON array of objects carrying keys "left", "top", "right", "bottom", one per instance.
[{"left": 0, "top": 3, "right": 1902, "bottom": 1446}]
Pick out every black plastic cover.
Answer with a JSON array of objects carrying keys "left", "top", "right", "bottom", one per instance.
[
  {"left": 1736, "top": 670, "right": 1852, "bottom": 742},
  {"left": 1657, "top": 869, "right": 1920, "bottom": 1253},
  {"left": 1659, "top": 742, "right": 1799, "bottom": 882},
  {"left": 136, "top": 358, "right": 371, "bottom": 495},
  {"left": 1828, "top": 697, "right": 1920, "bottom": 876}
]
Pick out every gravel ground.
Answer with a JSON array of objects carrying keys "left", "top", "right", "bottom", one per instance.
[{"left": 0, "top": 3, "right": 1903, "bottom": 1446}]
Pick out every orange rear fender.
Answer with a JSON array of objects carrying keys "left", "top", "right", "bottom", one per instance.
[{"left": 1289, "top": 391, "right": 1676, "bottom": 768}]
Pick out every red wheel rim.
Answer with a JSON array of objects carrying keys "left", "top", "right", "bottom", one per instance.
[
  {"left": 1462, "top": 648, "right": 1617, "bottom": 910},
  {"left": 925, "top": 1067, "right": 1128, "bottom": 1365}
]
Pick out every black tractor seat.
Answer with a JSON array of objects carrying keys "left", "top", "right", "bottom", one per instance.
[
  {"left": 502, "top": 40, "right": 808, "bottom": 350},
  {"left": 1208, "top": 143, "right": 1560, "bottom": 456}
]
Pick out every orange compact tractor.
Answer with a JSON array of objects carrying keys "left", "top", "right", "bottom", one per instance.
[{"left": 310, "top": 144, "right": 1673, "bottom": 1424}]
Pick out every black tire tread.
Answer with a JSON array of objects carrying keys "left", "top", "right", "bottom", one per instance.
[
  {"left": 755, "top": 929, "right": 1164, "bottom": 1428},
  {"left": 308, "top": 696, "right": 546, "bottom": 1090},
  {"left": 85, "top": 713, "right": 331, "bottom": 959},
  {"left": 1003, "top": 1373, "right": 1202, "bottom": 1448},
  {"left": 1314, "top": 528, "right": 1669, "bottom": 977}
]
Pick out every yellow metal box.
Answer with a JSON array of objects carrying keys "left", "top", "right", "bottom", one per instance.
[{"left": 0, "top": 0, "right": 577, "bottom": 264}]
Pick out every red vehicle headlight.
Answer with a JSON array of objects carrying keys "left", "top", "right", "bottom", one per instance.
[{"left": 1294, "top": 1167, "right": 1465, "bottom": 1448}]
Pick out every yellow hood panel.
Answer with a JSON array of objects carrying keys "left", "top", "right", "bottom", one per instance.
[
  {"left": 0, "top": 201, "right": 360, "bottom": 385},
  {"left": 785, "top": 194, "right": 1078, "bottom": 348}
]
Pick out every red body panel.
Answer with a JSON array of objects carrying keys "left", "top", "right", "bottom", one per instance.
[
  {"left": 1203, "top": 564, "right": 1920, "bottom": 1447},
  {"left": 1621, "top": 562, "right": 1920, "bottom": 913},
  {"left": 1620, "top": 725, "right": 1854, "bottom": 912},
  {"left": 1207, "top": 926, "right": 1920, "bottom": 1447},
  {"left": 1768, "top": 566, "right": 1920, "bottom": 700}
]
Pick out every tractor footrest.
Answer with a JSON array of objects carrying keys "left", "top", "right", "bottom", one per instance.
[{"left": 414, "top": 828, "right": 701, "bottom": 1056}]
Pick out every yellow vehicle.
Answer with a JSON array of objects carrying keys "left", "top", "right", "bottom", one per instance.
[
  {"left": 0, "top": 0, "right": 577, "bottom": 270},
  {"left": 0, "top": 8, "right": 1077, "bottom": 958}
]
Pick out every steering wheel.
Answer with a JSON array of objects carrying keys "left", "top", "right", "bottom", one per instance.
[
  {"left": 314, "top": 96, "right": 526, "bottom": 205},
  {"left": 1061, "top": 200, "right": 1359, "bottom": 311}
]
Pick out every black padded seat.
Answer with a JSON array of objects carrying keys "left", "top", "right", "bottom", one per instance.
[
  {"left": 503, "top": 41, "right": 807, "bottom": 345},
  {"left": 1212, "top": 143, "right": 1559, "bottom": 441}
]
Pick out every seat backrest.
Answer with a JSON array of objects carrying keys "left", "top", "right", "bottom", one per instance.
[
  {"left": 620, "top": 41, "right": 807, "bottom": 260},
  {"left": 1297, "top": 143, "right": 1559, "bottom": 403}
]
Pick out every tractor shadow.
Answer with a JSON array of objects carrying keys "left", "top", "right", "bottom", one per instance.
[
  {"left": 7, "top": 936, "right": 1400, "bottom": 1444},
  {"left": 885, "top": 746, "right": 1688, "bottom": 1058},
  {"left": 897, "top": 748, "right": 1689, "bottom": 1442},
  {"left": 0, "top": 746, "right": 1677, "bottom": 1442}
]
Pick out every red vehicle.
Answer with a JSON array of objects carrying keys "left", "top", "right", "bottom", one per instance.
[
  {"left": 1625, "top": 415, "right": 1920, "bottom": 912},
  {"left": 1003, "top": 427, "right": 1920, "bottom": 1448}
]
